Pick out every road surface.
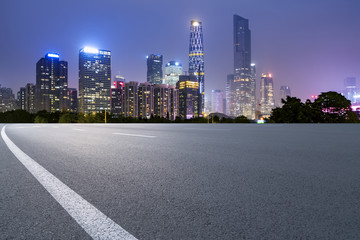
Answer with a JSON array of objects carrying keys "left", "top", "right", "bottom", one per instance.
[{"left": 1, "top": 124, "right": 359, "bottom": 239}]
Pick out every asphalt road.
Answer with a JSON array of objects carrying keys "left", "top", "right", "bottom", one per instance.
[{"left": 1, "top": 123, "right": 360, "bottom": 239}]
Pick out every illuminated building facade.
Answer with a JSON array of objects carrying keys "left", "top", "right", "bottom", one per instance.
[
  {"left": 260, "top": 74, "right": 275, "bottom": 117},
  {"left": 36, "top": 53, "right": 68, "bottom": 112},
  {"left": 279, "top": 86, "right": 291, "bottom": 105},
  {"left": 124, "top": 81, "right": 138, "bottom": 118},
  {"left": 138, "top": 82, "right": 154, "bottom": 119},
  {"left": 189, "top": 20, "right": 204, "bottom": 116},
  {"left": 168, "top": 85, "right": 179, "bottom": 120},
  {"left": 177, "top": 75, "right": 199, "bottom": 119},
  {"left": 165, "top": 61, "right": 182, "bottom": 86},
  {"left": 67, "top": 88, "right": 78, "bottom": 113},
  {"left": 147, "top": 54, "right": 163, "bottom": 85},
  {"left": 226, "top": 74, "right": 233, "bottom": 116},
  {"left": 153, "top": 84, "right": 178, "bottom": 119},
  {"left": 229, "top": 15, "right": 255, "bottom": 119},
  {"left": 211, "top": 90, "right": 223, "bottom": 113},
  {"left": 79, "top": 47, "right": 111, "bottom": 114}
]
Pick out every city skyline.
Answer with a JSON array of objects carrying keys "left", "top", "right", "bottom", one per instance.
[{"left": 1, "top": 0, "right": 359, "bottom": 103}]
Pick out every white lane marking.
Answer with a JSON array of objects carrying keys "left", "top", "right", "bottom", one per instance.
[
  {"left": 183, "top": 128, "right": 231, "bottom": 131},
  {"left": 73, "top": 128, "right": 85, "bottom": 131},
  {"left": 112, "top": 133, "right": 156, "bottom": 138},
  {"left": 1, "top": 126, "right": 137, "bottom": 240}
]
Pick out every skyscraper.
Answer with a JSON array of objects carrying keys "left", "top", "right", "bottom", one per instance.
[
  {"left": 79, "top": 47, "right": 111, "bottom": 114},
  {"left": 36, "top": 53, "right": 68, "bottom": 112},
  {"left": 211, "top": 90, "right": 223, "bottom": 113},
  {"left": 165, "top": 61, "right": 182, "bottom": 86},
  {"left": 279, "top": 86, "right": 291, "bottom": 105},
  {"left": 260, "top": 74, "right": 275, "bottom": 117},
  {"left": 0, "top": 86, "right": 16, "bottom": 112},
  {"left": 225, "top": 74, "right": 233, "bottom": 116},
  {"left": 229, "top": 15, "right": 255, "bottom": 120},
  {"left": 177, "top": 75, "right": 199, "bottom": 119},
  {"left": 138, "top": 82, "right": 154, "bottom": 119},
  {"left": 147, "top": 54, "right": 163, "bottom": 85},
  {"left": 111, "top": 81, "right": 124, "bottom": 115},
  {"left": 343, "top": 77, "right": 357, "bottom": 103},
  {"left": 18, "top": 83, "right": 36, "bottom": 113},
  {"left": 189, "top": 20, "right": 204, "bottom": 116}
]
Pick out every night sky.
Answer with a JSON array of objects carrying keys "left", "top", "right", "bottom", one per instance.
[{"left": 1, "top": 0, "right": 359, "bottom": 102}]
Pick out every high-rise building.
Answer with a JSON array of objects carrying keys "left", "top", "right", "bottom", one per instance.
[
  {"left": 67, "top": 88, "right": 78, "bottom": 113},
  {"left": 211, "top": 90, "right": 223, "bottom": 113},
  {"left": 79, "top": 47, "right": 111, "bottom": 114},
  {"left": 343, "top": 77, "right": 357, "bottom": 103},
  {"left": 147, "top": 54, "right": 163, "bottom": 85},
  {"left": 138, "top": 82, "right": 154, "bottom": 119},
  {"left": 111, "top": 81, "right": 124, "bottom": 115},
  {"left": 228, "top": 15, "right": 255, "bottom": 119},
  {"left": 114, "top": 74, "right": 126, "bottom": 83},
  {"left": 18, "top": 83, "right": 36, "bottom": 113},
  {"left": 124, "top": 81, "right": 138, "bottom": 118},
  {"left": 279, "top": 86, "right": 291, "bottom": 105},
  {"left": 226, "top": 74, "right": 233, "bottom": 116},
  {"left": 36, "top": 53, "right": 68, "bottom": 112},
  {"left": 260, "top": 74, "right": 275, "bottom": 117},
  {"left": 189, "top": 20, "right": 204, "bottom": 116},
  {"left": 168, "top": 85, "right": 179, "bottom": 121},
  {"left": 165, "top": 61, "right": 182, "bottom": 86},
  {"left": 177, "top": 75, "right": 199, "bottom": 119}
]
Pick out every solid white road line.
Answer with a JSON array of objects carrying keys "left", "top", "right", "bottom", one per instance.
[
  {"left": 73, "top": 128, "right": 85, "bottom": 131},
  {"left": 1, "top": 126, "right": 137, "bottom": 240},
  {"left": 112, "top": 133, "right": 156, "bottom": 138}
]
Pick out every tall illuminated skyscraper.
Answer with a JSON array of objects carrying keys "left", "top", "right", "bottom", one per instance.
[
  {"left": 229, "top": 15, "right": 255, "bottom": 119},
  {"left": 36, "top": 53, "right": 68, "bottom": 112},
  {"left": 343, "top": 77, "right": 357, "bottom": 103},
  {"left": 124, "top": 81, "right": 138, "bottom": 118},
  {"left": 147, "top": 54, "right": 163, "bottom": 85},
  {"left": 165, "top": 61, "right": 182, "bottom": 86},
  {"left": 211, "top": 90, "right": 223, "bottom": 113},
  {"left": 189, "top": 20, "right": 204, "bottom": 116},
  {"left": 79, "top": 47, "right": 111, "bottom": 113},
  {"left": 260, "top": 74, "right": 275, "bottom": 117},
  {"left": 111, "top": 81, "right": 124, "bottom": 115}
]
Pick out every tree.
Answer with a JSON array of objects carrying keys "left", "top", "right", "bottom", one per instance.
[{"left": 313, "top": 91, "right": 356, "bottom": 123}]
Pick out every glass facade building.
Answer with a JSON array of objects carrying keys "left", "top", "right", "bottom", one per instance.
[
  {"left": 279, "top": 85, "right": 291, "bottom": 106},
  {"left": 79, "top": 47, "right": 111, "bottom": 114},
  {"left": 36, "top": 53, "right": 68, "bottom": 112},
  {"left": 165, "top": 61, "right": 182, "bottom": 86},
  {"left": 211, "top": 90, "right": 223, "bottom": 113},
  {"left": 189, "top": 20, "right": 204, "bottom": 116},
  {"left": 229, "top": 15, "right": 256, "bottom": 120},
  {"left": 260, "top": 74, "right": 275, "bottom": 117},
  {"left": 147, "top": 54, "right": 163, "bottom": 85}
]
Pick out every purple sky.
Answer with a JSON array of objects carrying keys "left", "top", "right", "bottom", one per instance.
[{"left": 0, "top": 0, "right": 359, "bottom": 102}]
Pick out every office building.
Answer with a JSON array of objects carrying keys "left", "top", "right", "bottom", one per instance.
[
  {"left": 168, "top": 85, "right": 178, "bottom": 121},
  {"left": 124, "top": 81, "right": 138, "bottom": 118},
  {"left": 189, "top": 20, "right": 204, "bottom": 116},
  {"left": 165, "top": 61, "right": 182, "bottom": 86},
  {"left": 211, "top": 90, "right": 223, "bottom": 113},
  {"left": 177, "top": 75, "right": 199, "bottom": 119},
  {"left": 138, "top": 82, "right": 154, "bottom": 119},
  {"left": 229, "top": 15, "right": 255, "bottom": 120},
  {"left": 18, "top": 83, "right": 36, "bottom": 113},
  {"left": 79, "top": 47, "right": 111, "bottom": 113},
  {"left": 147, "top": 54, "right": 163, "bottom": 85},
  {"left": 36, "top": 53, "right": 68, "bottom": 112},
  {"left": 260, "top": 74, "right": 275, "bottom": 117}
]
